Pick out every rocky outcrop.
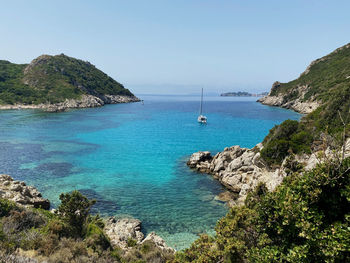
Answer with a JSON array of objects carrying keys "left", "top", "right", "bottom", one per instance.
[
  {"left": 104, "top": 217, "right": 144, "bottom": 249},
  {"left": 141, "top": 232, "right": 175, "bottom": 253},
  {"left": 104, "top": 217, "right": 175, "bottom": 252},
  {"left": 188, "top": 144, "right": 279, "bottom": 206},
  {"left": 188, "top": 139, "right": 350, "bottom": 206},
  {"left": 0, "top": 94, "right": 140, "bottom": 112},
  {"left": 0, "top": 174, "right": 50, "bottom": 209},
  {"left": 258, "top": 84, "right": 320, "bottom": 114}
]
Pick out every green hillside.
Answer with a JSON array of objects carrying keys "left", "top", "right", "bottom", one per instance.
[
  {"left": 0, "top": 54, "right": 133, "bottom": 105},
  {"left": 261, "top": 44, "right": 350, "bottom": 166}
]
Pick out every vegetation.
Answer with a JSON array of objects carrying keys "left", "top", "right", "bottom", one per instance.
[
  {"left": 174, "top": 157, "right": 350, "bottom": 262},
  {"left": 260, "top": 120, "right": 313, "bottom": 166},
  {"left": 260, "top": 43, "right": 350, "bottom": 166},
  {"left": 0, "top": 54, "right": 134, "bottom": 105},
  {"left": 0, "top": 191, "right": 174, "bottom": 263}
]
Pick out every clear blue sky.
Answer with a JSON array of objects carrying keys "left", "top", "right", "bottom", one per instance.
[{"left": 1, "top": 0, "right": 349, "bottom": 94}]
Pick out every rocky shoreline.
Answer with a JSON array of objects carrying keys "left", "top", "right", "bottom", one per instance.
[
  {"left": 257, "top": 82, "right": 320, "bottom": 114},
  {"left": 188, "top": 139, "right": 350, "bottom": 206},
  {"left": 0, "top": 94, "right": 140, "bottom": 113},
  {"left": 0, "top": 174, "right": 174, "bottom": 253},
  {"left": 0, "top": 174, "right": 50, "bottom": 210}
]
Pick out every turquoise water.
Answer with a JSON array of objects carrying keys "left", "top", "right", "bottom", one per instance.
[{"left": 0, "top": 95, "right": 300, "bottom": 249}]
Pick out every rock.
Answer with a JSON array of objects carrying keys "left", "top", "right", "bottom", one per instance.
[
  {"left": 141, "top": 232, "right": 175, "bottom": 253},
  {"left": 187, "top": 144, "right": 281, "bottom": 205},
  {"left": 257, "top": 84, "right": 320, "bottom": 114},
  {"left": 187, "top": 151, "right": 212, "bottom": 168},
  {"left": 215, "top": 191, "right": 237, "bottom": 202},
  {"left": 0, "top": 94, "right": 140, "bottom": 112},
  {"left": 104, "top": 217, "right": 175, "bottom": 253},
  {"left": 0, "top": 174, "right": 50, "bottom": 210},
  {"left": 104, "top": 217, "right": 144, "bottom": 249}
]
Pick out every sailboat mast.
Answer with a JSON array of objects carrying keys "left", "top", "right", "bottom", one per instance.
[{"left": 200, "top": 88, "right": 203, "bottom": 115}]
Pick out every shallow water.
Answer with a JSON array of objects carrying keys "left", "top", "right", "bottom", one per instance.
[{"left": 0, "top": 95, "right": 300, "bottom": 249}]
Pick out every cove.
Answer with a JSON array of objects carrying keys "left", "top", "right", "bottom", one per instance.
[{"left": 0, "top": 95, "right": 300, "bottom": 250}]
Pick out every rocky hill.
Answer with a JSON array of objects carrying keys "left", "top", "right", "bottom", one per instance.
[
  {"left": 0, "top": 54, "right": 139, "bottom": 111},
  {"left": 258, "top": 43, "right": 350, "bottom": 114}
]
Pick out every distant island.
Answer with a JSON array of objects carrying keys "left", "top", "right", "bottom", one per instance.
[
  {"left": 0, "top": 54, "right": 139, "bottom": 112},
  {"left": 220, "top": 91, "right": 268, "bottom": 97}
]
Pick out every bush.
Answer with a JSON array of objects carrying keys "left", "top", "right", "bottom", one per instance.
[
  {"left": 2, "top": 210, "right": 45, "bottom": 235},
  {"left": 0, "top": 199, "right": 17, "bottom": 217},
  {"left": 85, "top": 222, "right": 111, "bottom": 251},
  {"left": 261, "top": 120, "right": 313, "bottom": 166}
]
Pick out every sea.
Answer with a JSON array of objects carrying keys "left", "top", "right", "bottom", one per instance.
[{"left": 0, "top": 94, "right": 300, "bottom": 250}]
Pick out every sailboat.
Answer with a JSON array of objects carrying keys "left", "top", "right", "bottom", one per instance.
[{"left": 197, "top": 88, "right": 207, "bottom": 124}]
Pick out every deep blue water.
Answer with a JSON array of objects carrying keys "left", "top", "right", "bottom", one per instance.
[{"left": 0, "top": 95, "right": 300, "bottom": 249}]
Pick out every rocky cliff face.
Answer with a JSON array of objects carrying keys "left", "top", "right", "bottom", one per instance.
[
  {"left": 257, "top": 82, "right": 320, "bottom": 114},
  {"left": 188, "top": 139, "right": 350, "bottom": 206}
]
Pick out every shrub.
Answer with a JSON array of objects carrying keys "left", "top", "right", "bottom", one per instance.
[
  {"left": 2, "top": 210, "right": 45, "bottom": 235},
  {"left": 261, "top": 120, "right": 313, "bottom": 166},
  {"left": 85, "top": 222, "right": 111, "bottom": 251},
  {"left": 0, "top": 199, "right": 17, "bottom": 217}
]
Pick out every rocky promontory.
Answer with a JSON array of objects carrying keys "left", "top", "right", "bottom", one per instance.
[
  {"left": 257, "top": 82, "right": 320, "bottom": 114},
  {"left": 188, "top": 138, "right": 350, "bottom": 206},
  {"left": 0, "top": 94, "right": 140, "bottom": 112},
  {"left": 0, "top": 174, "right": 50, "bottom": 209}
]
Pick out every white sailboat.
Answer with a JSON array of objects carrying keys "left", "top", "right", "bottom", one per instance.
[{"left": 197, "top": 88, "right": 207, "bottom": 124}]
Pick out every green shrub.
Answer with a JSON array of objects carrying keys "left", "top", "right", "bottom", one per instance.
[
  {"left": 85, "top": 222, "right": 111, "bottom": 251},
  {"left": 0, "top": 199, "right": 17, "bottom": 217},
  {"left": 57, "top": 190, "right": 96, "bottom": 237},
  {"left": 127, "top": 238, "right": 137, "bottom": 247},
  {"left": 261, "top": 120, "right": 313, "bottom": 166}
]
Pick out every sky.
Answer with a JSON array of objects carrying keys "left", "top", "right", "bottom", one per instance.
[{"left": 0, "top": 0, "right": 349, "bottom": 95}]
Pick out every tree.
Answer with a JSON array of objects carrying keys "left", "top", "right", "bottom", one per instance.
[{"left": 57, "top": 190, "right": 96, "bottom": 236}]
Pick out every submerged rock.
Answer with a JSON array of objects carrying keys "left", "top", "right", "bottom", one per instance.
[{"left": 0, "top": 174, "right": 50, "bottom": 209}]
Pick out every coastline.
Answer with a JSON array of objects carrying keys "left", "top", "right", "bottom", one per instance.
[
  {"left": 0, "top": 174, "right": 175, "bottom": 253},
  {"left": 0, "top": 94, "right": 140, "bottom": 112}
]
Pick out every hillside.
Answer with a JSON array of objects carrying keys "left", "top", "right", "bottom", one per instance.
[
  {"left": 0, "top": 54, "right": 138, "bottom": 108},
  {"left": 258, "top": 43, "right": 350, "bottom": 114}
]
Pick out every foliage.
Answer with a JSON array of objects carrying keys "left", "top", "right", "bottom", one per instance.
[
  {"left": 0, "top": 199, "right": 17, "bottom": 217},
  {"left": 57, "top": 190, "right": 96, "bottom": 236},
  {"left": 0, "top": 54, "right": 134, "bottom": 105},
  {"left": 266, "top": 43, "right": 350, "bottom": 143},
  {"left": 174, "top": 158, "right": 350, "bottom": 262},
  {"left": 261, "top": 120, "right": 313, "bottom": 166}
]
